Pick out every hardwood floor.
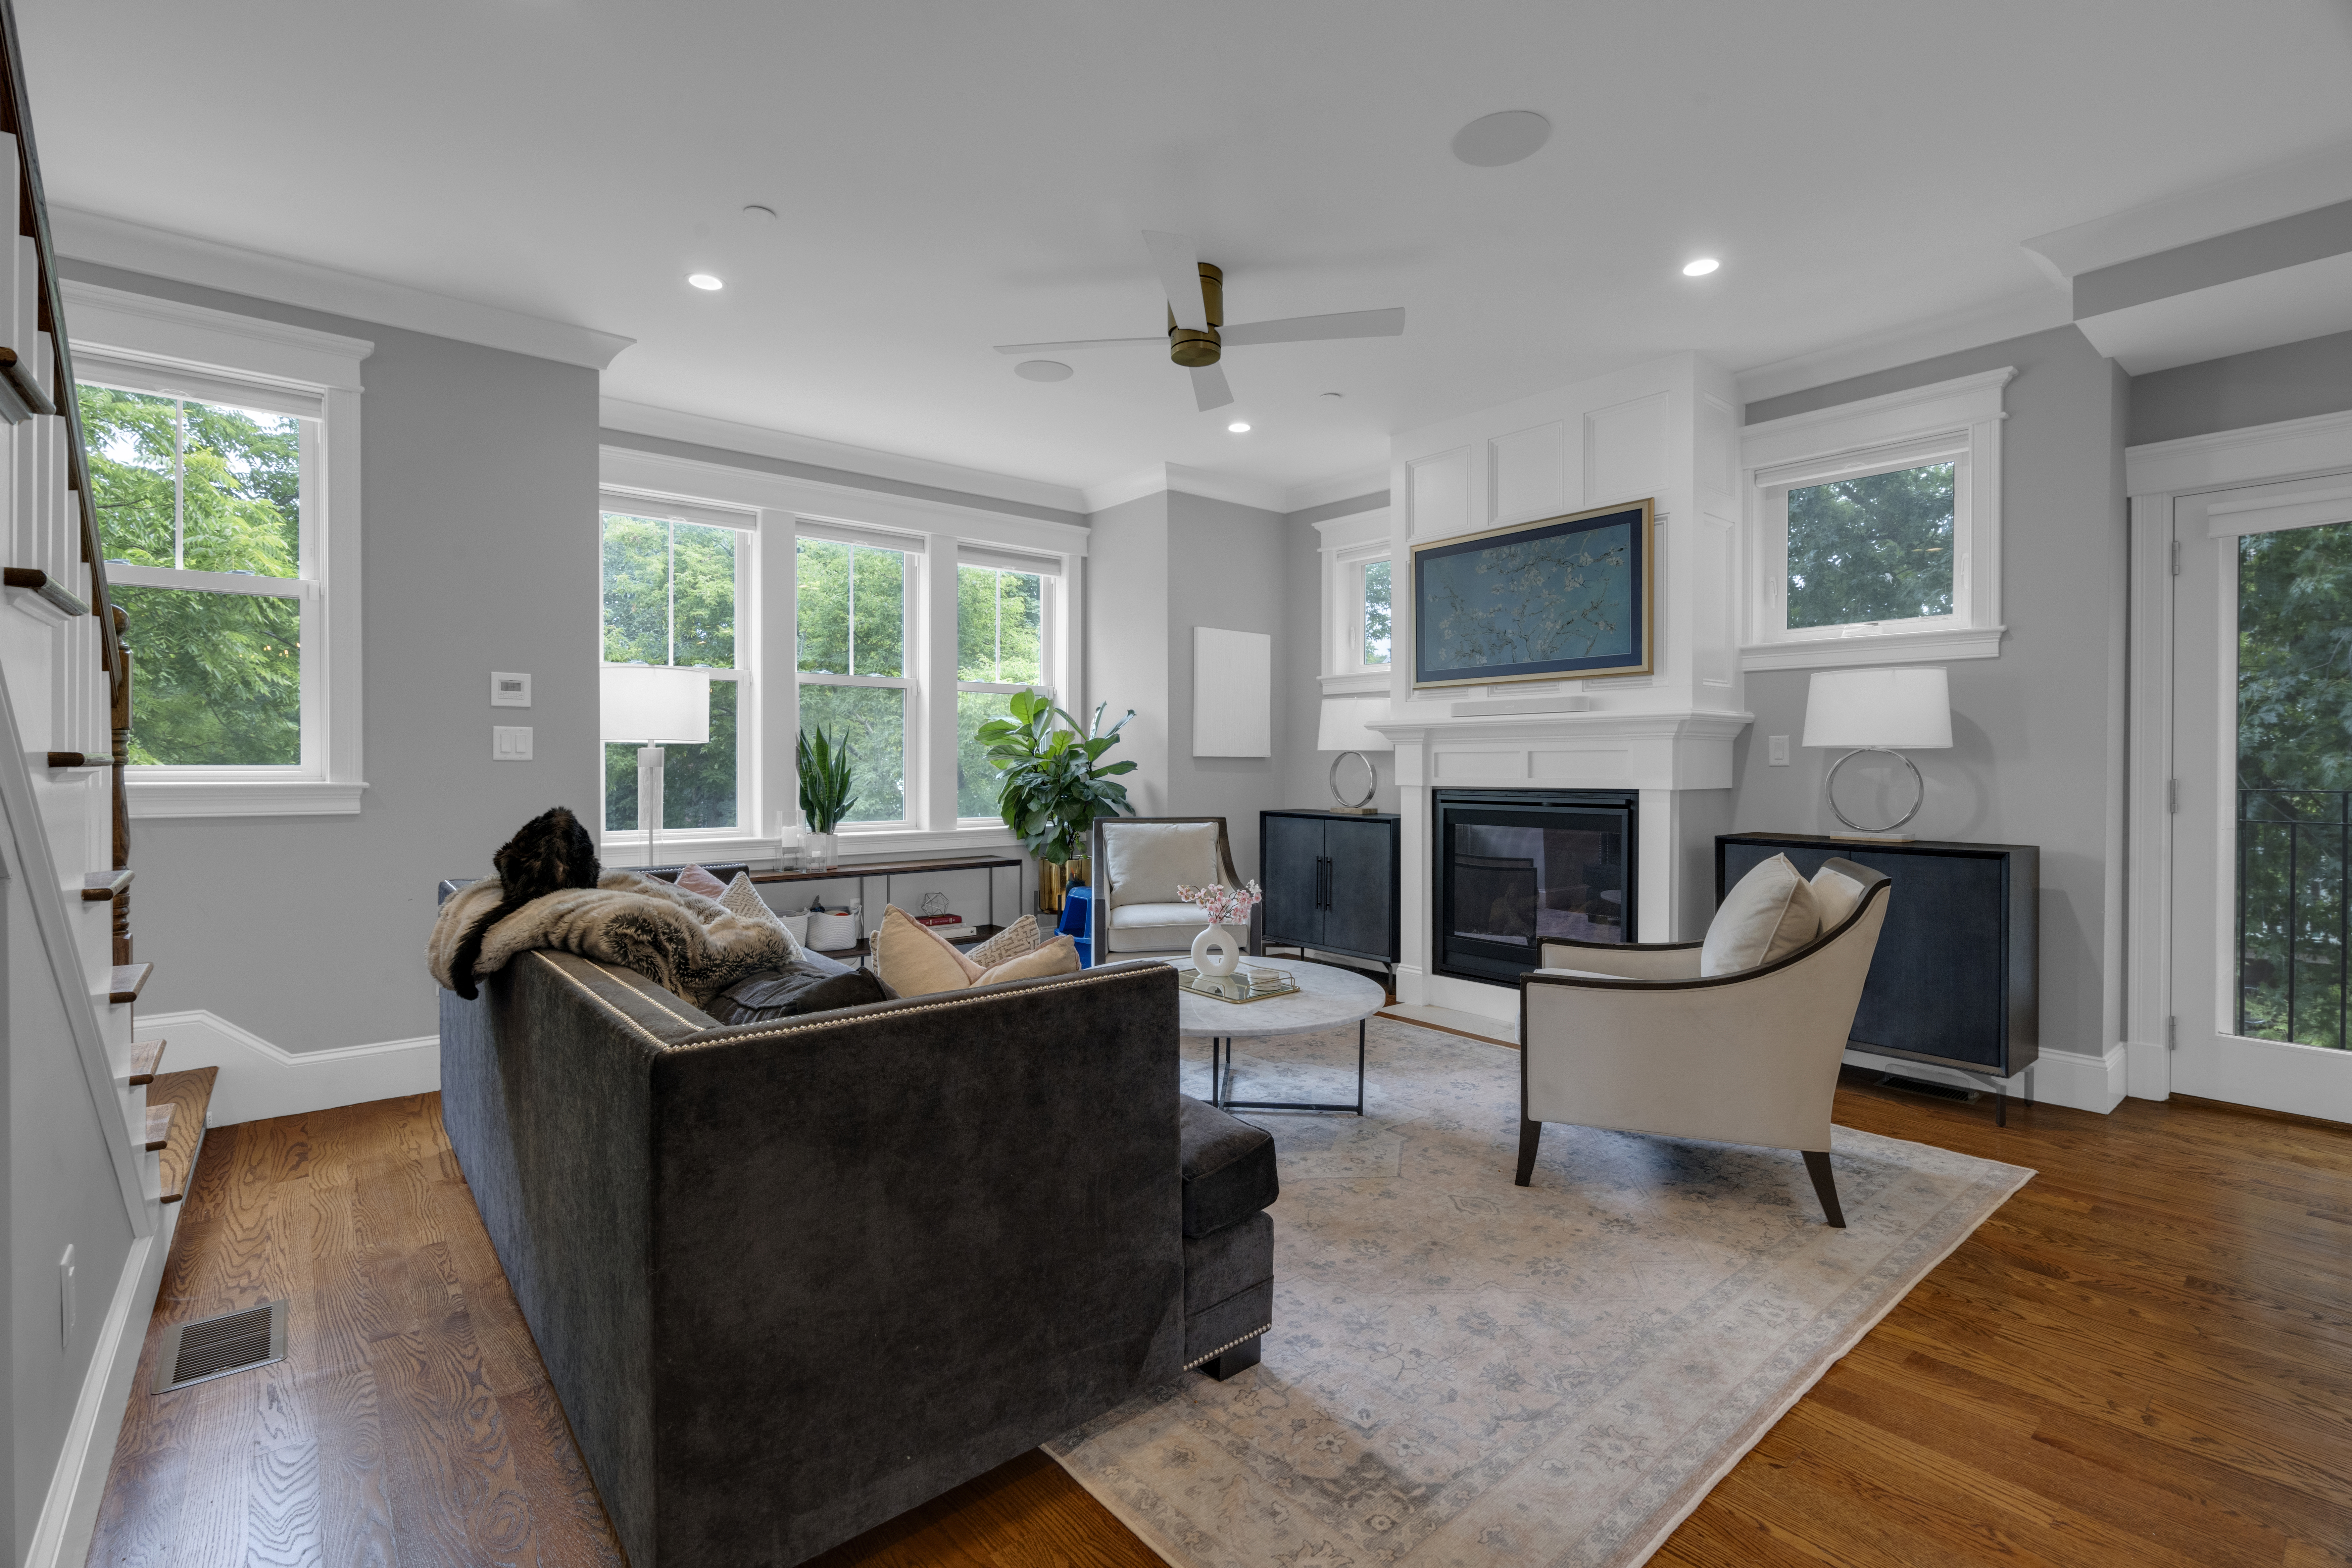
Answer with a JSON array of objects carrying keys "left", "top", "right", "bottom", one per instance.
[{"left": 88, "top": 1071, "right": 2351, "bottom": 1567}]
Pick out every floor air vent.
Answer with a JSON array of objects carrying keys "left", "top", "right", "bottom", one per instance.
[
  {"left": 153, "top": 1300, "right": 286, "bottom": 1393},
  {"left": 1876, "top": 1072, "right": 1979, "bottom": 1105}
]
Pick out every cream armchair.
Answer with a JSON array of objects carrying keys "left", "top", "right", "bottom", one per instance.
[
  {"left": 1514, "top": 859, "right": 1892, "bottom": 1226},
  {"left": 1091, "top": 816, "right": 1246, "bottom": 961}
]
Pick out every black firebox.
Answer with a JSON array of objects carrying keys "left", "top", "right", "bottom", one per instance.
[{"left": 1433, "top": 789, "right": 1638, "bottom": 986}]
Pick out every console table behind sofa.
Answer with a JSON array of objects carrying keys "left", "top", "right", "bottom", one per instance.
[{"left": 438, "top": 921, "right": 1190, "bottom": 1566}]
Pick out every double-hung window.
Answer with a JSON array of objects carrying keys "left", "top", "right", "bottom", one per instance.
[
  {"left": 955, "top": 560, "right": 1051, "bottom": 818},
  {"left": 795, "top": 532, "right": 912, "bottom": 825},
  {"left": 69, "top": 281, "right": 370, "bottom": 816},
  {"left": 1740, "top": 368, "right": 2009, "bottom": 670},
  {"left": 600, "top": 505, "right": 751, "bottom": 836}
]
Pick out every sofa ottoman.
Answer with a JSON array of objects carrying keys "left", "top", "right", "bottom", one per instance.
[{"left": 1178, "top": 1094, "right": 1278, "bottom": 1378}]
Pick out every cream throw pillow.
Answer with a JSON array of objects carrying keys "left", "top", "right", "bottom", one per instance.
[
  {"left": 1810, "top": 864, "right": 1867, "bottom": 931},
  {"left": 1105, "top": 822, "right": 1221, "bottom": 905},
  {"left": 874, "top": 904, "right": 983, "bottom": 996},
  {"left": 1700, "top": 854, "right": 1821, "bottom": 976},
  {"left": 965, "top": 914, "right": 1042, "bottom": 969},
  {"left": 977, "top": 933, "right": 1080, "bottom": 985},
  {"left": 718, "top": 873, "right": 806, "bottom": 963}
]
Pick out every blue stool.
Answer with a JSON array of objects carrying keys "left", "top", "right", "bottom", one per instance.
[{"left": 1056, "top": 884, "right": 1094, "bottom": 968}]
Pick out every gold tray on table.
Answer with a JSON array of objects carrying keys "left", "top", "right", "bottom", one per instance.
[{"left": 1170, "top": 963, "right": 1299, "bottom": 1003}]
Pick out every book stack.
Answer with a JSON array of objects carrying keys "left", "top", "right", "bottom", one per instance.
[{"left": 916, "top": 912, "right": 976, "bottom": 941}]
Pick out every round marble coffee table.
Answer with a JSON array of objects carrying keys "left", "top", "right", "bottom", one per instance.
[{"left": 1175, "top": 959, "right": 1387, "bottom": 1115}]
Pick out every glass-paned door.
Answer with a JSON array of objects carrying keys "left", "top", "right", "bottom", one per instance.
[{"left": 2170, "top": 497, "right": 2352, "bottom": 1120}]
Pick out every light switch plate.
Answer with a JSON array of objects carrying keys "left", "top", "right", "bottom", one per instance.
[
  {"left": 1767, "top": 735, "right": 1791, "bottom": 767},
  {"left": 493, "top": 726, "right": 533, "bottom": 761},
  {"left": 490, "top": 672, "right": 532, "bottom": 707}
]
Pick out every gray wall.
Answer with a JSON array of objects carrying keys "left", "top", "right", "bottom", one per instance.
[
  {"left": 2128, "top": 326, "right": 2352, "bottom": 446},
  {"left": 1734, "top": 324, "right": 2129, "bottom": 1060},
  {"left": 1162, "top": 491, "right": 1293, "bottom": 877},
  {"left": 1082, "top": 491, "right": 1171, "bottom": 822},
  {"left": 65, "top": 260, "right": 603, "bottom": 1052}
]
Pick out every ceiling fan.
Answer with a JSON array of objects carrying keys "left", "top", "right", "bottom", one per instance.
[{"left": 995, "top": 230, "right": 1405, "bottom": 412}]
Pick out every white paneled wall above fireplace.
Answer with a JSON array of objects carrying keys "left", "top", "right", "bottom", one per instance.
[{"left": 1374, "top": 352, "right": 1752, "bottom": 1023}]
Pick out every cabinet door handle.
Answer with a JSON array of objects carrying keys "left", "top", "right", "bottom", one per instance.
[{"left": 1320, "top": 856, "right": 1332, "bottom": 908}]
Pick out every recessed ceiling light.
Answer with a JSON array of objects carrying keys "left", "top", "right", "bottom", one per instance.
[
  {"left": 1227, "top": 421, "right": 1252, "bottom": 434},
  {"left": 1015, "top": 360, "right": 1073, "bottom": 382},
  {"left": 1452, "top": 110, "right": 1551, "bottom": 167},
  {"left": 742, "top": 204, "right": 777, "bottom": 222},
  {"left": 1681, "top": 257, "right": 1720, "bottom": 277},
  {"left": 687, "top": 273, "right": 724, "bottom": 291}
]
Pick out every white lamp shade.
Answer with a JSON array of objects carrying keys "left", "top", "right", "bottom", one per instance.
[
  {"left": 1802, "top": 667, "right": 1952, "bottom": 750},
  {"left": 601, "top": 665, "right": 712, "bottom": 744},
  {"left": 1318, "top": 695, "right": 1395, "bottom": 752}
]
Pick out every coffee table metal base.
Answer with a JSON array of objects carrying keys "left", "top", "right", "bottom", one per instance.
[{"left": 1207, "top": 1020, "right": 1367, "bottom": 1115}]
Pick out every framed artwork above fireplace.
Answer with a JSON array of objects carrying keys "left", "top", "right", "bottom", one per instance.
[{"left": 1410, "top": 498, "right": 1656, "bottom": 688}]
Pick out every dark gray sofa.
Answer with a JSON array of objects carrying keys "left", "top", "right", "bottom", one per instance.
[{"left": 435, "top": 873, "right": 1274, "bottom": 1567}]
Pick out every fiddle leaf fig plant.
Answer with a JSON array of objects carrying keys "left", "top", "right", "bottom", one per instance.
[
  {"left": 976, "top": 690, "right": 1137, "bottom": 863},
  {"left": 796, "top": 724, "right": 858, "bottom": 835}
]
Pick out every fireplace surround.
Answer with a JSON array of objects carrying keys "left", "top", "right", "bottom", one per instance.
[{"left": 1434, "top": 789, "right": 1637, "bottom": 985}]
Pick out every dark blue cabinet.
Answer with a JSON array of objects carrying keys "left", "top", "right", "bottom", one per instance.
[{"left": 1261, "top": 810, "right": 1401, "bottom": 967}]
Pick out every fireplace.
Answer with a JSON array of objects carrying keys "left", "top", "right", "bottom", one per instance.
[{"left": 1433, "top": 790, "right": 1638, "bottom": 986}]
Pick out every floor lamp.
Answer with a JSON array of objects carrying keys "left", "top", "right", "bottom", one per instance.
[{"left": 600, "top": 664, "right": 712, "bottom": 869}]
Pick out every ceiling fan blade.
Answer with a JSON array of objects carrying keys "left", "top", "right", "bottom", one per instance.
[
  {"left": 1220, "top": 308, "right": 1406, "bottom": 347},
  {"left": 993, "top": 337, "right": 1163, "bottom": 354},
  {"left": 1190, "top": 364, "right": 1234, "bottom": 412},
  {"left": 1142, "top": 230, "right": 1209, "bottom": 331}
]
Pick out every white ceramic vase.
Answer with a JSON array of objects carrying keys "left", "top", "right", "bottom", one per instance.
[{"left": 1189, "top": 923, "right": 1244, "bottom": 978}]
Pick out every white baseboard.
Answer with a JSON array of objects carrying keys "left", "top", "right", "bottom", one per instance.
[
  {"left": 1844, "top": 1043, "right": 2126, "bottom": 1115},
  {"left": 22, "top": 1209, "right": 174, "bottom": 1568},
  {"left": 138, "top": 1009, "right": 438, "bottom": 1127}
]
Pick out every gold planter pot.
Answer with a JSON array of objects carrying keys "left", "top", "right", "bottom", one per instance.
[{"left": 1036, "top": 856, "right": 1092, "bottom": 913}]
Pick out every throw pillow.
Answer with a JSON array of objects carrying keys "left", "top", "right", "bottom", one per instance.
[
  {"left": 965, "top": 913, "right": 1042, "bottom": 969},
  {"left": 873, "top": 904, "right": 984, "bottom": 997},
  {"left": 1104, "top": 822, "right": 1221, "bottom": 905},
  {"left": 1700, "top": 853, "right": 1821, "bottom": 976},
  {"left": 675, "top": 863, "right": 727, "bottom": 899},
  {"left": 1810, "top": 864, "right": 1868, "bottom": 931},
  {"left": 706, "top": 960, "right": 888, "bottom": 1025},
  {"left": 719, "top": 873, "right": 805, "bottom": 962},
  {"left": 976, "top": 933, "right": 1081, "bottom": 986}
]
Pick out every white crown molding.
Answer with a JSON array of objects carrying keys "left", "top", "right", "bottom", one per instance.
[
  {"left": 63, "top": 280, "right": 374, "bottom": 389},
  {"left": 51, "top": 206, "right": 634, "bottom": 371},
  {"left": 2125, "top": 404, "right": 2352, "bottom": 497},
  {"left": 1311, "top": 507, "right": 1391, "bottom": 549},
  {"left": 600, "top": 443, "right": 1090, "bottom": 556},
  {"left": 1286, "top": 467, "right": 1390, "bottom": 513},
  {"left": 598, "top": 397, "right": 1087, "bottom": 517},
  {"left": 2023, "top": 138, "right": 2352, "bottom": 279},
  {"left": 1081, "top": 461, "right": 1287, "bottom": 515},
  {"left": 1734, "top": 290, "right": 2069, "bottom": 406}
]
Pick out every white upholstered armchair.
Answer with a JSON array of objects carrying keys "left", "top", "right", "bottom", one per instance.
[
  {"left": 1514, "top": 858, "right": 1892, "bottom": 1226},
  {"left": 1090, "top": 816, "right": 1246, "bottom": 961}
]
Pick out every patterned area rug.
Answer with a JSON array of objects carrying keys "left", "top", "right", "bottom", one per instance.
[{"left": 1049, "top": 1017, "right": 2031, "bottom": 1568}]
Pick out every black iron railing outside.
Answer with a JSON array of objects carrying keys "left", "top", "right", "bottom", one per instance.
[{"left": 2238, "top": 788, "right": 2351, "bottom": 1050}]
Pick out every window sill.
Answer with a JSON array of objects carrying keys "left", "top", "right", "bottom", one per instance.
[
  {"left": 1319, "top": 670, "right": 1392, "bottom": 695},
  {"left": 1740, "top": 623, "right": 2004, "bottom": 672},
  {"left": 600, "top": 832, "right": 779, "bottom": 868},
  {"left": 834, "top": 823, "right": 1022, "bottom": 859},
  {"left": 126, "top": 778, "right": 368, "bottom": 819}
]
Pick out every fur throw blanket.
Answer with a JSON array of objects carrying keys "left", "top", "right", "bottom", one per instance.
[{"left": 428, "top": 870, "right": 794, "bottom": 1012}]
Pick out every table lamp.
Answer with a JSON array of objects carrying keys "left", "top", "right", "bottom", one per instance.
[
  {"left": 1802, "top": 667, "right": 1951, "bottom": 840},
  {"left": 600, "top": 664, "right": 712, "bottom": 868},
  {"left": 1317, "top": 696, "right": 1394, "bottom": 813}
]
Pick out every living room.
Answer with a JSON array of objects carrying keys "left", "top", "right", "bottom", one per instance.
[{"left": 6, "top": 3, "right": 2351, "bottom": 1566}]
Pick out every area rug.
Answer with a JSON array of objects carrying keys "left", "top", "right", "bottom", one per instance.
[{"left": 1048, "top": 1017, "right": 2032, "bottom": 1568}]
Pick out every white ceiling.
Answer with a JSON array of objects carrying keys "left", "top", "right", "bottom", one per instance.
[{"left": 21, "top": 0, "right": 2352, "bottom": 504}]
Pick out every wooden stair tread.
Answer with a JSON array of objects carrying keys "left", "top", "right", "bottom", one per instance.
[
  {"left": 82, "top": 867, "right": 132, "bottom": 900},
  {"left": 108, "top": 962, "right": 152, "bottom": 1004},
  {"left": 141, "top": 1102, "right": 171, "bottom": 1152},
  {"left": 126, "top": 1038, "right": 166, "bottom": 1085},
  {"left": 149, "top": 1067, "right": 215, "bottom": 1204}
]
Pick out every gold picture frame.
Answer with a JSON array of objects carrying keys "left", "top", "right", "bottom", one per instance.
[{"left": 1409, "top": 498, "right": 1657, "bottom": 689}]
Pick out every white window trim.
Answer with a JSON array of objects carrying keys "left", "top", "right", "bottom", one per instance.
[
  {"left": 598, "top": 444, "right": 1086, "bottom": 857},
  {"left": 65, "top": 280, "right": 373, "bottom": 819},
  {"left": 598, "top": 498, "right": 758, "bottom": 862},
  {"left": 1737, "top": 366, "right": 2010, "bottom": 672},
  {"left": 1314, "top": 507, "right": 1393, "bottom": 694},
  {"left": 953, "top": 562, "right": 1057, "bottom": 823},
  {"left": 797, "top": 537, "right": 920, "bottom": 831}
]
